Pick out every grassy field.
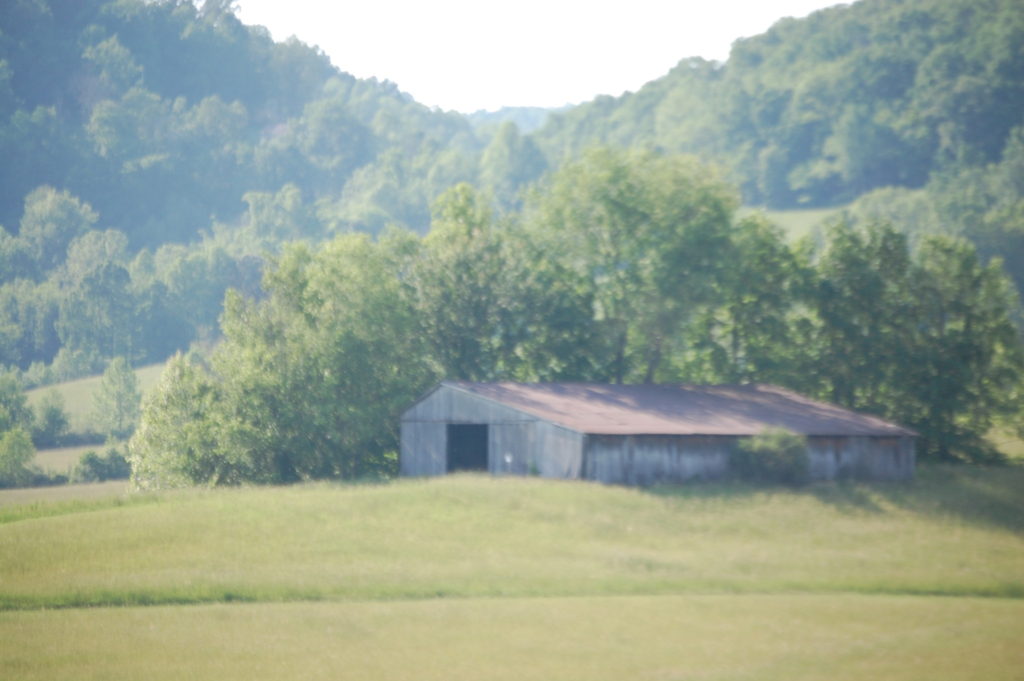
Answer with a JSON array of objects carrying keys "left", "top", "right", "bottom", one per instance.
[
  {"left": 2, "top": 594, "right": 1020, "bottom": 681},
  {"left": 0, "top": 480, "right": 130, "bottom": 508},
  {"left": 25, "top": 362, "right": 164, "bottom": 472},
  {"left": 741, "top": 205, "right": 844, "bottom": 241},
  {"left": 25, "top": 362, "right": 164, "bottom": 433},
  {"left": 0, "top": 466, "right": 1022, "bottom": 678},
  {"left": 30, "top": 444, "right": 99, "bottom": 474}
]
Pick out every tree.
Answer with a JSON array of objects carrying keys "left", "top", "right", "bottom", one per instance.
[
  {"left": 810, "top": 222, "right": 1024, "bottom": 460},
  {"left": 31, "top": 389, "right": 68, "bottom": 448},
  {"left": 681, "top": 214, "right": 811, "bottom": 385},
  {"left": 526, "top": 148, "right": 738, "bottom": 383},
  {"left": 899, "top": 236, "right": 1024, "bottom": 460},
  {"left": 91, "top": 356, "right": 141, "bottom": 439},
  {"left": 413, "top": 184, "right": 513, "bottom": 381},
  {"left": 412, "top": 184, "right": 598, "bottom": 382},
  {"left": 56, "top": 229, "right": 137, "bottom": 360},
  {"left": 479, "top": 122, "right": 548, "bottom": 208},
  {"left": 17, "top": 186, "right": 98, "bottom": 276},
  {"left": 0, "top": 427, "right": 33, "bottom": 487},
  {"left": 130, "top": 352, "right": 233, "bottom": 489},
  {"left": 131, "top": 231, "right": 437, "bottom": 488},
  {"left": 0, "top": 369, "right": 32, "bottom": 433},
  {"left": 810, "top": 221, "right": 917, "bottom": 410}
]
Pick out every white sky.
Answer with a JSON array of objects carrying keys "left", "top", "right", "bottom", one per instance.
[{"left": 234, "top": 0, "right": 846, "bottom": 113}]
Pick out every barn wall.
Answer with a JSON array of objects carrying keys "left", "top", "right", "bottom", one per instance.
[
  {"left": 534, "top": 423, "right": 584, "bottom": 479},
  {"left": 808, "top": 436, "right": 915, "bottom": 481},
  {"left": 400, "top": 421, "right": 446, "bottom": 476},
  {"left": 403, "top": 385, "right": 534, "bottom": 423},
  {"left": 402, "top": 384, "right": 916, "bottom": 483},
  {"left": 402, "top": 384, "right": 551, "bottom": 478},
  {"left": 489, "top": 422, "right": 535, "bottom": 475},
  {"left": 583, "top": 435, "right": 732, "bottom": 485}
]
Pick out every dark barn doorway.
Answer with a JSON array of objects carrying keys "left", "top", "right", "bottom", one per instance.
[{"left": 447, "top": 424, "right": 488, "bottom": 472}]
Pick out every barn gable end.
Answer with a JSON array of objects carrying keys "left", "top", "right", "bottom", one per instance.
[{"left": 400, "top": 383, "right": 586, "bottom": 477}]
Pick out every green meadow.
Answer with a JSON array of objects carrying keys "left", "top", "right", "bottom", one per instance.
[
  {"left": 25, "top": 362, "right": 164, "bottom": 434},
  {"left": 740, "top": 205, "right": 844, "bottom": 241},
  {"left": 0, "top": 466, "right": 1022, "bottom": 679}
]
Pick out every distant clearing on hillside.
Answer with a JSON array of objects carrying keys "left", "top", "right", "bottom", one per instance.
[
  {"left": 25, "top": 363, "right": 164, "bottom": 433},
  {"left": 743, "top": 205, "right": 843, "bottom": 241}
]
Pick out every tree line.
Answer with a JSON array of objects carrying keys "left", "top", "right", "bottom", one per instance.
[
  {"left": 3, "top": 0, "right": 1023, "bottom": 386},
  {"left": 130, "top": 149, "right": 1024, "bottom": 489}
]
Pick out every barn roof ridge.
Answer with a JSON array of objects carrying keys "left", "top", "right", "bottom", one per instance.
[{"left": 437, "top": 380, "right": 916, "bottom": 438}]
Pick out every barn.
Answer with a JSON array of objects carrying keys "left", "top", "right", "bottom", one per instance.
[{"left": 399, "top": 381, "right": 916, "bottom": 483}]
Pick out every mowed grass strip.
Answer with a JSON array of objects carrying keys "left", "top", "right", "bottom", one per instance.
[
  {"left": 1, "top": 466, "right": 1022, "bottom": 609},
  {"left": 1, "top": 594, "right": 1022, "bottom": 681}
]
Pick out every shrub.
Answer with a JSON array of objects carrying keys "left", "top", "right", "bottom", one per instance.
[
  {"left": 72, "top": 446, "right": 131, "bottom": 483},
  {"left": 0, "top": 427, "right": 35, "bottom": 487},
  {"left": 731, "top": 428, "right": 810, "bottom": 486},
  {"left": 31, "top": 389, "right": 69, "bottom": 448}
]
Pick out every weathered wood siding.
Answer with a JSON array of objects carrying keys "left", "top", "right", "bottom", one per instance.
[
  {"left": 489, "top": 422, "right": 534, "bottom": 475},
  {"left": 400, "top": 421, "right": 447, "bottom": 476},
  {"left": 583, "top": 435, "right": 732, "bottom": 485},
  {"left": 534, "top": 423, "right": 584, "bottom": 478},
  {"left": 807, "top": 436, "right": 915, "bottom": 481},
  {"left": 402, "top": 384, "right": 916, "bottom": 483},
  {"left": 403, "top": 384, "right": 533, "bottom": 423},
  {"left": 401, "top": 384, "right": 586, "bottom": 478}
]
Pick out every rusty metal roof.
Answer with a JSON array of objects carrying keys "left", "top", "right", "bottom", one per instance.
[{"left": 444, "top": 381, "right": 916, "bottom": 437}]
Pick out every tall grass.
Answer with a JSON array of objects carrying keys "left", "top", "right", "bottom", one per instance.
[{"left": 1, "top": 466, "right": 1021, "bottom": 610}]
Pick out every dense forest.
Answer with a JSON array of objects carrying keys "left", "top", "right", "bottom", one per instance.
[{"left": 1, "top": 0, "right": 1022, "bottom": 483}]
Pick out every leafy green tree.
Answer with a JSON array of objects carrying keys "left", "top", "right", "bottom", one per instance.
[
  {"left": 31, "top": 388, "right": 68, "bottom": 448},
  {"left": 0, "top": 368, "right": 34, "bottom": 487},
  {"left": 82, "top": 35, "right": 144, "bottom": 100},
  {"left": 0, "top": 369, "right": 32, "bottom": 433},
  {"left": 899, "top": 237, "right": 1024, "bottom": 460},
  {"left": 0, "top": 427, "right": 34, "bottom": 487},
  {"left": 412, "top": 184, "right": 597, "bottom": 382},
  {"left": 413, "top": 184, "right": 509, "bottom": 380},
  {"left": 72, "top": 445, "right": 130, "bottom": 483},
  {"left": 130, "top": 352, "right": 232, "bottom": 489},
  {"left": 479, "top": 122, "right": 547, "bottom": 208},
  {"left": 0, "top": 278, "right": 61, "bottom": 369},
  {"left": 811, "top": 221, "right": 916, "bottom": 410},
  {"left": 810, "top": 222, "right": 1024, "bottom": 460},
  {"left": 681, "top": 215, "right": 811, "bottom": 385},
  {"left": 132, "top": 232, "right": 436, "bottom": 487},
  {"left": 55, "top": 229, "right": 138, "bottom": 361},
  {"left": 17, "top": 186, "right": 98, "bottom": 276},
  {"left": 526, "top": 148, "right": 738, "bottom": 383},
  {"left": 91, "top": 356, "right": 141, "bottom": 439}
]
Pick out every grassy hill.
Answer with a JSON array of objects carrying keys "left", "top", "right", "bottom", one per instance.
[
  {"left": 25, "top": 363, "right": 165, "bottom": 434},
  {"left": 0, "top": 468, "right": 1022, "bottom": 679}
]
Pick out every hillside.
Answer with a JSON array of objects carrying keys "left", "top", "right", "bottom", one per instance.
[
  {"left": 4, "top": 0, "right": 1023, "bottom": 386},
  {"left": 532, "top": 0, "right": 1024, "bottom": 209},
  {"left": 0, "top": 470, "right": 1022, "bottom": 679},
  {"left": 2, "top": 468, "right": 1022, "bottom": 607}
]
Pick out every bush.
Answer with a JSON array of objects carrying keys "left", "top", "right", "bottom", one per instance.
[
  {"left": 731, "top": 428, "right": 810, "bottom": 486},
  {"left": 0, "top": 427, "right": 35, "bottom": 487},
  {"left": 31, "top": 389, "right": 69, "bottom": 448},
  {"left": 72, "top": 446, "right": 131, "bottom": 483}
]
